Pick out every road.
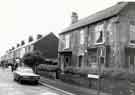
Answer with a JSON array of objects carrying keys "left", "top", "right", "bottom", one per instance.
[{"left": 0, "top": 67, "right": 66, "bottom": 95}]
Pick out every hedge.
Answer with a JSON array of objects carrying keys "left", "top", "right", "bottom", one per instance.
[
  {"left": 37, "top": 64, "right": 59, "bottom": 72},
  {"left": 64, "top": 66, "right": 99, "bottom": 76},
  {"left": 64, "top": 66, "right": 135, "bottom": 80}
]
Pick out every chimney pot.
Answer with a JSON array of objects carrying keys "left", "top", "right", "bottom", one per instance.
[{"left": 71, "top": 12, "right": 78, "bottom": 24}]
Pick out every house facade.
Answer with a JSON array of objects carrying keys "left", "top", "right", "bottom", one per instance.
[
  {"left": 58, "top": 2, "right": 135, "bottom": 72},
  {"left": 2, "top": 32, "right": 58, "bottom": 64}
]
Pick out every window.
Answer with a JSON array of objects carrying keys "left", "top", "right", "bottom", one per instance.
[
  {"left": 97, "top": 47, "right": 106, "bottom": 57},
  {"left": 25, "top": 46, "right": 29, "bottom": 53},
  {"left": 107, "top": 21, "right": 113, "bottom": 43},
  {"left": 65, "top": 34, "right": 70, "bottom": 49},
  {"left": 129, "top": 22, "right": 135, "bottom": 44},
  {"left": 59, "top": 35, "right": 65, "bottom": 50},
  {"left": 30, "top": 45, "right": 34, "bottom": 52},
  {"left": 20, "top": 48, "right": 25, "bottom": 58},
  {"left": 28, "top": 46, "right": 30, "bottom": 52},
  {"left": 87, "top": 55, "right": 97, "bottom": 66},
  {"left": 100, "top": 57, "right": 105, "bottom": 64},
  {"left": 80, "top": 29, "right": 84, "bottom": 45},
  {"left": 94, "top": 24, "right": 104, "bottom": 44}
]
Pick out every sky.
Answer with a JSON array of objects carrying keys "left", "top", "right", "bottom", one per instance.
[{"left": 0, "top": 0, "right": 134, "bottom": 56}]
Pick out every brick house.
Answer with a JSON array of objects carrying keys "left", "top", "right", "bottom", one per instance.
[
  {"left": 3, "top": 32, "right": 59, "bottom": 64},
  {"left": 58, "top": 2, "right": 135, "bottom": 72}
]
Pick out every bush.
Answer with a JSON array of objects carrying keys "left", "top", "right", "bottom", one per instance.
[
  {"left": 44, "top": 59, "right": 58, "bottom": 65},
  {"left": 37, "top": 64, "right": 59, "bottom": 72},
  {"left": 64, "top": 66, "right": 99, "bottom": 76},
  {"left": 64, "top": 66, "right": 78, "bottom": 74},
  {"left": 22, "top": 51, "right": 45, "bottom": 68},
  {"left": 63, "top": 66, "right": 135, "bottom": 81}
]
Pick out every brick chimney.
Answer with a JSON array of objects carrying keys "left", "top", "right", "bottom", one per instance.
[{"left": 71, "top": 12, "right": 78, "bottom": 24}]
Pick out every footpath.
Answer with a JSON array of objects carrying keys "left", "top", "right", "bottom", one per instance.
[{"left": 39, "top": 76, "right": 110, "bottom": 95}]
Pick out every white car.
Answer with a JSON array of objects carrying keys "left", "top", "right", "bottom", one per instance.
[{"left": 13, "top": 67, "right": 40, "bottom": 84}]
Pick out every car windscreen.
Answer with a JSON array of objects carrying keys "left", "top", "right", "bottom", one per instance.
[{"left": 18, "top": 68, "right": 33, "bottom": 73}]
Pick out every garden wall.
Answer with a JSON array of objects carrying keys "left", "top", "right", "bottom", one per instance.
[{"left": 59, "top": 70, "right": 135, "bottom": 95}]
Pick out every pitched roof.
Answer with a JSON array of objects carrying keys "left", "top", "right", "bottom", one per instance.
[
  {"left": 60, "top": 2, "right": 128, "bottom": 35},
  {"left": 12, "top": 32, "right": 58, "bottom": 52}
]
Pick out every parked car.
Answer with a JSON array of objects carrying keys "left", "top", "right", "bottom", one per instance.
[{"left": 13, "top": 67, "right": 40, "bottom": 84}]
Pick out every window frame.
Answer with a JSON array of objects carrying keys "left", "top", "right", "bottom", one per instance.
[
  {"left": 129, "top": 23, "right": 135, "bottom": 45},
  {"left": 64, "top": 34, "right": 70, "bottom": 49},
  {"left": 80, "top": 29, "right": 85, "bottom": 45},
  {"left": 93, "top": 23, "right": 105, "bottom": 45}
]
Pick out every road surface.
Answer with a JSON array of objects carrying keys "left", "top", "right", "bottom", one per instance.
[{"left": 0, "top": 67, "right": 67, "bottom": 95}]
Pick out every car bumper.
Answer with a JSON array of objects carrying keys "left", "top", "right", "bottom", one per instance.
[{"left": 21, "top": 76, "right": 40, "bottom": 81}]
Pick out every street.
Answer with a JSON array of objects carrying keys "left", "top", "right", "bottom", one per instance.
[{"left": 0, "top": 67, "right": 67, "bottom": 95}]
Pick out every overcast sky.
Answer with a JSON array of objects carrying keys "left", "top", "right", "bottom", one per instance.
[{"left": 0, "top": 0, "right": 134, "bottom": 56}]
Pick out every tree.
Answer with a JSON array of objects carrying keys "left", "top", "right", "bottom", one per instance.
[
  {"left": 28, "top": 36, "right": 34, "bottom": 42},
  {"left": 22, "top": 51, "right": 45, "bottom": 72}
]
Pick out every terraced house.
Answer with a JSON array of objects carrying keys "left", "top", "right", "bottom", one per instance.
[
  {"left": 58, "top": 2, "right": 135, "bottom": 73},
  {"left": 2, "top": 32, "right": 58, "bottom": 65}
]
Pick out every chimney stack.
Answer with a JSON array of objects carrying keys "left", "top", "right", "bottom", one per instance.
[{"left": 71, "top": 12, "right": 78, "bottom": 24}]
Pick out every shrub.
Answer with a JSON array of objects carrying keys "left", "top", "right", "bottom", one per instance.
[
  {"left": 64, "top": 66, "right": 99, "bottom": 76},
  {"left": 22, "top": 51, "right": 45, "bottom": 68},
  {"left": 63, "top": 66, "right": 135, "bottom": 81},
  {"left": 64, "top": 66, "right": 78, "bottom": 74},
  {"left": 22, "top": 51, "right": 45, "bottom": 73},
  {"left": 44, "top": 59, "right": 58, "bottom": 65}
]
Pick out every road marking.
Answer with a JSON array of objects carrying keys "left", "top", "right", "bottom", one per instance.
[{"left": 39, "top": 81, "right": 75, "bottom": 95}]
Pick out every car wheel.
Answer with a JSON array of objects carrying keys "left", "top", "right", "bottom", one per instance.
[
  {"left": 18, "top": 78, "right": 23, "bottom": 84},
  {"left": 16, "top": 76, "right": 18, "bottom": 81},
  {"left": 34, "top": 80, "right": 38, "bottom": 85},
  {"left": 13, "top": 76, "right": 16, "bottom": 81}
]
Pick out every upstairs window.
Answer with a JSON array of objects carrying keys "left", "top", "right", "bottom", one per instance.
[
  {"left": 58, "top": 35, "right": 65, "bottom": 51},
  {"left": 20, "top": 48, "right": 25, "bottom": 58},
  {"left": 30, "top": 45, "right": 34, "bottom": 52},
  {"left": 65, "top": 34, "right": 70, "bottom": 49},
  {"left": 94, "top": 24, "right": 104, "bottom": 44},
  {"left": 129, "top": 21, "right": 135, "bottom": 44},
  {"left": 80, "top": 29, "right": 84, "bottom": 45},
  {"left": 107, "top": 22, "right": 113, "bottom": 43}
]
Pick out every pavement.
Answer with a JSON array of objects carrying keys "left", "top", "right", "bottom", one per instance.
[
  {"left": 0, "top": 67, "right": 110, "bottom": 95},
  {"left": 0, "top": 67, "right": 68, "bottom": 95},
  {"left": 39, "top": 76, "right": 110, "bottom": 95}
]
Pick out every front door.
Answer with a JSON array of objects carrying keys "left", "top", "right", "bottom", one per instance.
[{"left": 64, "top": 55, "right": 71, "bottom": 68}]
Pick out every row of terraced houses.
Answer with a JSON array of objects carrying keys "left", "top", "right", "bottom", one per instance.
[
  {"left": 1, "top": 2, "right": 135, "bottom": 94},
  {"left": 1, "top": 32, "right": 58, "bottom": 65},
  {"left": 2, "top": 2, "right": 135, "bottom": 73}
]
